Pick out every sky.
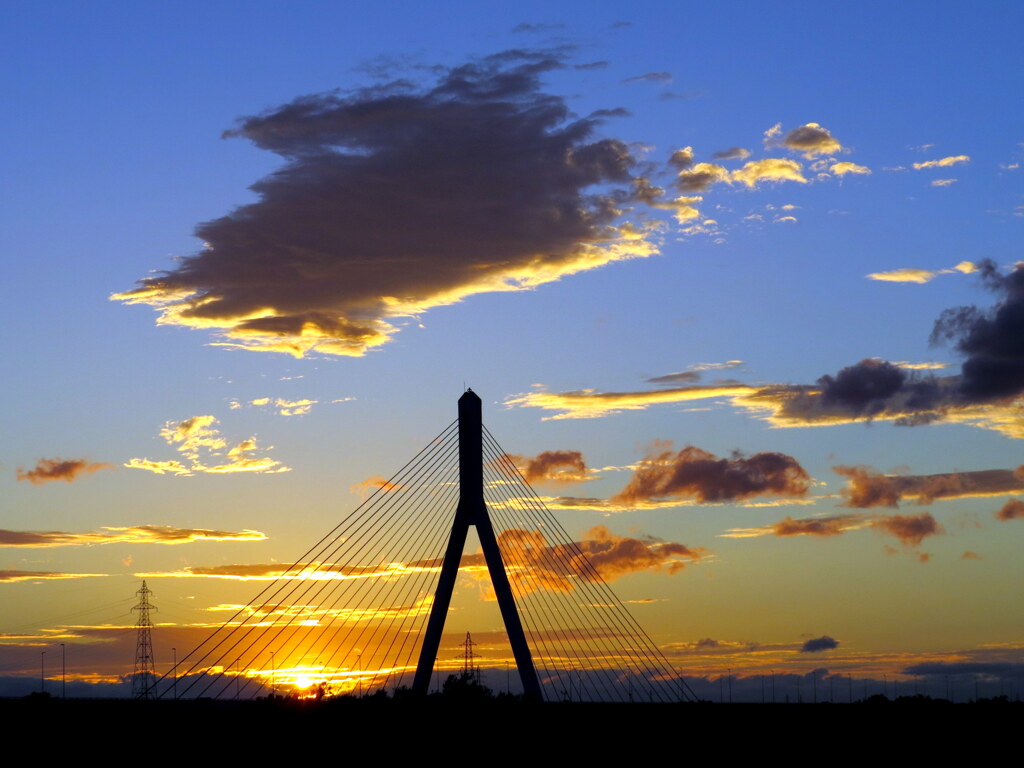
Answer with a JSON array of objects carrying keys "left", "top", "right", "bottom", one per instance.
[{"left": 1, "top": 1, "right": 1022, "bottom": 700}]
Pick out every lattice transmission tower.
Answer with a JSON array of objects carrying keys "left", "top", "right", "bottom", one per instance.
[{"left": 131, "top": 580, "right": 157, "bottom": 699}]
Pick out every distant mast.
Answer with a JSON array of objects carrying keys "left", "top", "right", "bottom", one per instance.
[{"left": 131, "top": 580, "right": 157, "bottom": 699}]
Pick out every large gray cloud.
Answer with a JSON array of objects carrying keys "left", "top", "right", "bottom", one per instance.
[{"left": 114, "top": 51, "right": 655, "bottom": 357}]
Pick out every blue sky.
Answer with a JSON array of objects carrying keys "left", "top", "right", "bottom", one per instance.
[{"left": 1, "top": 1, "right": 1022, "bottom": 696}]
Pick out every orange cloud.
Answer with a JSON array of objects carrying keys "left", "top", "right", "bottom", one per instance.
[
  {"left": 996, "top": 499, "right": 1024, "bottom": 520},
  {"left": 16, "top": 458, "right": 113, "bottom": 485},
  {"left": 349, "top": 475, "right": 403, "bottom": 498},
  {"left": 870, "top": 513, "right": 942, "bottom": 547}
]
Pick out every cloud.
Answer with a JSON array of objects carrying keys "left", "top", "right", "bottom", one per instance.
[
  {"left": 16, "top": 458, "right": 113, "bottom": 485},
  {"left": 867, "top": 268, "right": 939, "bottom": 284},
  {"left": 866, "top": 261, "right": 976, "bottom": 285},
  {"left": 480, "top": 526, "right": 704, "bottom": 597},
  {"left": 675, "top": 162, "right": 730, "bottom": 193},
  {"left": 127, "top": 415, "right": 289, "bottom": 475},
  {"left": 0, "top": 571, "right": 107, "bottom": 583},
  {"left": 505, "top": 383, "right": 760, "bottom": 420},
  {"left": 0, "top": 526, "right": 266, "bottom": 548},
  {"left": 730, "top": 158, "right": 807, "bottom": 188},
  {"left": 722, "top": 514, "right": 868, "bottom": 538},
  {"left": 668, "top": 146, "right": 695, "bottom": 170},
  {"left": 573, "top": 525, "right": 704, "bottom": 579},
  {"left": 349, "top": 474, "right": 403, "bottom": 498},
  {"left": 712, "top": 147, "right": 750, "bottom": 160},
  {"left": 835, "top": 465, "right": 1024, "bottom": 508},
  {"left": 511, "top": 22, "right": 566, "bottom": 33},
  {"left": 871, "top": 512, "right": 942, "bottom": 546},
  {"left": 112, "top": 51, "right": 656, "bottom": 358},
  {"left": 622, "top": 72, "right": 672, "bottom": 84},
  {"left": 148, "top": 525, "right": 703, "bottom": 593},
  {"left": 767, "top": 123, "right": 844, "bottom": 158},
  {"left": 801, "top": 636, "right": 839, "bottom": 653},
  {"left": 723, "top": 511, "right": 940, "bottom": 547},
  {"left": 610, "top": 442, "right": 811, "bottom": 505},
  {"left": 931, "top": 260, "right": 1024, "bottom": 402},
  {"left": 509, "top": 261, "right": 1024, "bottom": 437},
  {"left": 830, "top": 161, "right": 871, "bottom": 177},
  {"left": 632, "top": 178, "right": 703, "bottom": 223},
  {"left": 903, "top": 661, "right": 1024, "bottom": 678},
  {"left": 931, "top": 178, "right": 957, "bottom": 187},
  {"left": 122, "top": 458, "right": 192, "bottom": 475},
  {"left": 996, "top": 499, "right": 1024, "bottom": 520},
  {"left": 503, "top": 450, "right": 589, "bottom": 485},
  {"left": 912, "top": 155, "right": 970, "bottom": 170},
  {"left": 647, "top": 371, "right": 702, "bottom": 385}
]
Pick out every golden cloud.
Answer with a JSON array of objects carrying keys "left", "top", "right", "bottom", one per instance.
[
  {"left": 831, "top": 161, "right": 871, "bottom": 176},
  {"left": 0, "top": 525, "right": 266, "bottom": 548},
  {"left": 127, "top": 415, "right": 289, "bottom": 475},
  {"left": 867, "top": 268, "right": 937, "bottom": 283},
  {"left": 912, "top": 155, "right": 970, "bottom": 170},
  {"left": 0, "top": 570, "right": 108, "bottom": 583},
  {"left": 730, "top": 158, "right": 807, "bottom": 188}
]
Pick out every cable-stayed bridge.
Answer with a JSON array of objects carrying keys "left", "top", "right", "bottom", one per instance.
[{"left": 159, "top": 391, "right": 696, "bottom": 703}]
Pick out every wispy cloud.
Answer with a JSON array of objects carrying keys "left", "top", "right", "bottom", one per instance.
[
  {"left": 622, "top": 72, "right": 672, "bottom": 84},
  {"left": 349, "top": 475, "right": 403, "bottom": 498},
  {"left": 912, "top": 155, "right": 970, "bottom": 170},
  {"left": 0, "top": 526, "right": 265, "bottom": 548},
  {"left": 834, "top": 465, "right": 1024, "bottom": 508},
  {"left": 16, "top": 458, "right": 113, "bottom": 485},
  {"left": 0, "top": 570, "right": 108, "bottom": 583},
  {"left": 722, "top": 511, "right": 942, "bottom": 547},
  {"left": 126, "top": 415, "right": 289, "bottom": 475}
]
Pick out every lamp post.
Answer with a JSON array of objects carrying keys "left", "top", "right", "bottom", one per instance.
[
  {"left": 172, "top": 647, "right": 177, "bottom": 700},
  {"left": 41, "top": 651, "right": 46, "bottom": 695},
  {"left": 60, "top": 644, "right": 66, "bottom": 699}
]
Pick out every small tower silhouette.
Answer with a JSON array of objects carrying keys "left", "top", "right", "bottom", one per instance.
[
  {"left": 131, "top": 580, "right": 157, "bottom": 699},
  {"left": 455, "top": 631, "right": 480, "bottom": 682}
]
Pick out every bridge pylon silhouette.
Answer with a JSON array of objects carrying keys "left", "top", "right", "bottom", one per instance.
[
  {"left": 161, "top": 391, "right": 696, "bottom": 703},
  {"left": 412, "top": 390, "right": 540, "bottom": 698}
]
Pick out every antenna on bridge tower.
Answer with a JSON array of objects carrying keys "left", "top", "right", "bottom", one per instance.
[
  {"left": 131, "top": 580, "right": 157, "bottom": 699},
  {"left": 413, "top": 390, "right": 542, "bottom": 698}
]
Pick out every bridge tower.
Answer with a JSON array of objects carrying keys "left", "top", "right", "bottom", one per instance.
[{"left": 412, "top": 390, "right": 542, "bottom": 698}]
